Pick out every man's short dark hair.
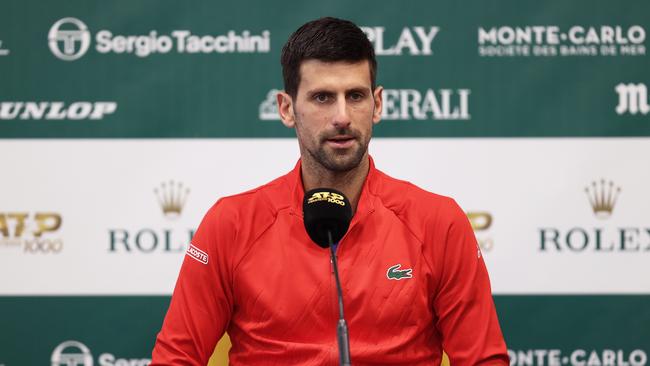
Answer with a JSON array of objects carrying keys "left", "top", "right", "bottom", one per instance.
[{"left": 281, "top": 17, "right": 377, "bottom": 98}]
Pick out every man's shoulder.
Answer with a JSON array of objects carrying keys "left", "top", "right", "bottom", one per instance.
[
  {"left": 371, "top": 168, "right": 467, "bottom": 234},
  {"left": 373, "top": 168, "right": 460, "bottom": 215},
  {"left": 189, "top": 171, "right": 295, "bottom": 261},
  {"left": 204, "top": 171, "right": 293, "bottom": 223}
]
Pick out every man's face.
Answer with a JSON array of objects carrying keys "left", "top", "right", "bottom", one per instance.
[{"left": 278, "top": 59, "right": 383, "bottom": 172}]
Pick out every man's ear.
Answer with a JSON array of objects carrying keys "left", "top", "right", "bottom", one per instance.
[
  {"left": 372, "top": 86, "right": 383, "bottom": 125},
  {"left": 277, "top": 91, "right": 295, "bottom": 128}
]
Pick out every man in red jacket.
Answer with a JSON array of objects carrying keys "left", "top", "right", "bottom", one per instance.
[{"left": 151, "top": 17, "right": 508, "bottom": 365}]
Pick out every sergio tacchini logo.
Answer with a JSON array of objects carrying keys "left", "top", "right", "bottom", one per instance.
[
  {"left": 386, "top": 264, "right": 413, "bottom": 280},
  {"left": 48, "top": 17, "right": 91, "bottom": 61}
]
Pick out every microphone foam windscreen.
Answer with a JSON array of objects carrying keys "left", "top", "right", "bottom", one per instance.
[{"left": 302, "top": 188, "right": 352, "bottom": 248}]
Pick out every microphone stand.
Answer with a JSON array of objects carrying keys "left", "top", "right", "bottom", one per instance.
[{"left": 328, "top": 230, "right": 351, "bottom": 366}]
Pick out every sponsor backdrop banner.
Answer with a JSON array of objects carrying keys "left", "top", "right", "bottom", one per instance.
[
  {"left": 1, "top": 1, "right": 649, "bottom": 138},
  {"left": 1, "top": 1, "right": 648, "bottom": 365}
]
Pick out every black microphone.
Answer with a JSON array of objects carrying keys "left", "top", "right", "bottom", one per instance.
[{"left": 303, "top": 188, "right": 352, "bottom": 366}]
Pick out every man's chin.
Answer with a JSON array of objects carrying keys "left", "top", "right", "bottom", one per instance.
[{"left": 318, "top": 147, "right": 366, "bottom": 172}]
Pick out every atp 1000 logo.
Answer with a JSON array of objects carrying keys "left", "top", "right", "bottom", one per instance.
[
  {"left": 467, "top": 211, "right": 494, "bottom": 253},
  {"left": 0, "top": 212, "right": 63, "bottom": 253}
]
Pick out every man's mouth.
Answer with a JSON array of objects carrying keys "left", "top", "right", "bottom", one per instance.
[{"left": 325, "top": 135, "right": 356, "bottom": 148}]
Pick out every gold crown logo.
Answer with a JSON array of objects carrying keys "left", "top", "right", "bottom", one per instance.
[
  {"left": 154, "top": 180, "right": 190, "bottom": 218},
  {"left": 584, "top": 179, "right": 621, "bottom": 219}
]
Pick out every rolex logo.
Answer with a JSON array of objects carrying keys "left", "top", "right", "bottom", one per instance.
[
  {"left": 154, "top": 180, "right": 190, "bottom": 218},
  {"left": 584, "top": 179, "right": 621, "bottom": 219}
]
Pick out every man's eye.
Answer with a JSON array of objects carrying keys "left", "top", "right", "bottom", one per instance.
[
  {"left": 349, "top": 92, "right": 364, "bottom": 101},
  {"left": 314, "top": 94, "right": 330, "bottom": 103}
]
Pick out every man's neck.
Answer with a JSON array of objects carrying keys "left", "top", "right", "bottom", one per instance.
[{"left": 301, "top": 155, "right": 370, "bottom": 215}]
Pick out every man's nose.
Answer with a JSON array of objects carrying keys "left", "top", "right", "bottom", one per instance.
[{"left": 332, "top": 98, "right": 351, "bottom": 129}]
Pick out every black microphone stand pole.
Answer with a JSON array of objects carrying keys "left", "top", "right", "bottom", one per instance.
[{"left": 328, "top": 230, "right": 351, "bottom": 366}]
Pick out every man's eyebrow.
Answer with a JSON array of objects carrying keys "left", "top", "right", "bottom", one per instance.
[
  {"left": 346, "top": 87, "right": 371, "bottom": 94},
  {"left": 305, "top": 87, "right": 371, "bottom": 96},
  {"left": 305, "top": 88, "right": 334, "bottom": 96}
]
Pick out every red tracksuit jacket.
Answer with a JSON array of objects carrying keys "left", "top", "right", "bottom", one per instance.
[{"left": 151, "top": 157, "right": 508, "bottom": 365}]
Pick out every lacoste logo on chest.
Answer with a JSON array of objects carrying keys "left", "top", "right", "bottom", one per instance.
[{"left": 386, "top": 264, "right": 413, "bottom": 280}]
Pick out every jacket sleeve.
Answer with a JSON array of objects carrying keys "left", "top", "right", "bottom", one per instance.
[
  {"left": 431, "top": 199, "right": 509, "bottom": 365},
  {"left": 151, "top": 199, "right": 236, "bottom": 365}
]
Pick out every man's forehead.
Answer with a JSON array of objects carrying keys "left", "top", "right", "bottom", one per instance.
[{"left": 297, "top": 59, "right": 372, "bottom": 92}]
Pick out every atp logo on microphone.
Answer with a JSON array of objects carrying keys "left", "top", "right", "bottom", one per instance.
[{"left": 307, "top": 191, "right": 346, "bottom": 206}]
